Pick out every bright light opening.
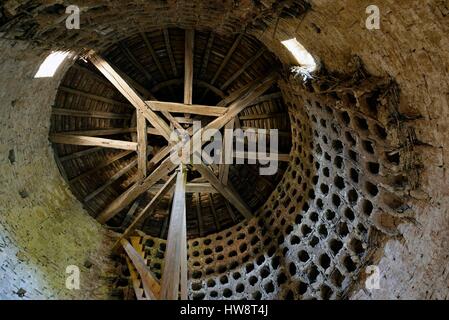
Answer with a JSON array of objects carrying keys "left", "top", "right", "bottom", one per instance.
[
  {"left": 34, "top": 51, "right": 71, "bottom": 78},
  {"left": 281, "top": 38, "right": 316, "bottom": 79}
]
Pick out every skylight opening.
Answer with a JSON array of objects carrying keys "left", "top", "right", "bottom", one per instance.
[
  {"left": 34, "top": 51, "right": 71, "bottom": 78},
  {"left": 281, "top": 38, "right": 316, "bottom": 80}
]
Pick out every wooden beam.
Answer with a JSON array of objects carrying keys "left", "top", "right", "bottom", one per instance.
[
  {"left": 193, "top": 164, "right": 252, "bottom": 219},
  {"left": 239, "top": 112, "right": 286, "bottom": 121},
  {"left": 121, "top": 197, "right": 143, "bottom": 229},
  {"left": 137, "top": 113, "right": 148, "bottom": 180},
  {"left": 148, "top": 183, "right": 217, "bottom": 194},
  {"left": 147, "top": 101, "right": 227, "bottom": 117},
  {"left": 115, "top": 174, "right": 177, "bottom": 248},
  {"left": 125, "top": 257, "right": 146, "bottom": 300},
  {"left": 163, "top": 29, "right": 178, "bottom": 77},
  {"left": 52, "top": 108, "right": 131, "bottom": 120},
  {"left": 219, "top": 118, "right": 235, "bottom": 185},
  {"left": 160, "top": 165, "right": 187, "bottom": 300},
  {"left": 59, "top": 86, "right": 131, "bottom": 108},
  {"left": 248, "top": 92, "right": 282, "bottom": 106},
  {"left": 58, "top": 128, "right": 135, "bottom": 137},
  {"left": 220, "top": 49, "right": 266, "bottom": 90},
  {"left": 89, "top": 53, "right": 172, "bottom": 141},
  {"left": 50, "top": 134, "right": 138, "bottom": 151},
  {"left": 184, "top": 29, "right": 194, "bottom": 106},
  {"left": 121, "top": 238, "right": 160, "bottom": 300},
  {"left": 224, "top": 199, "right": 238, "bottom": 223}
]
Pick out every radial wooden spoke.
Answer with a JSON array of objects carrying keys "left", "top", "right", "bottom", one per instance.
[
  {"left": 50, "top": 134, "right": 138, "bottom": 151},
  {"left": 192, "top": 163, "right": 252, "bottom": 219},
  {"left": 147, "top": 101, "right": 227, "bottom": 117},
  {"left": 89, "top": 53, "right": 172, "bottom": 141},
  {"left": 220, "top": 48, "right": 266, "bottom": 90},
  {"left": 163, "top": 29, "right": 178, "bottom": 77},
  {"left": 160, "top": 165, "right": 187, "bottom": 300},
  {"left": 184, "top": 29, "right": 194, "bottom": 106},
  {"left": 59, "top": 146, "right": 103, "bottom": 162},
  {"left": 219, "top": 117, "right": 236, "bottom": 185},
  {"left": 148, "top": 183, "right": 217, "bottom": 194}
]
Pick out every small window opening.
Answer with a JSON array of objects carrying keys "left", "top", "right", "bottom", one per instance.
[
  {"left": 34, "top": 51, "right": 71, "bottom": 78},
  {"left": 281, "top": 38, "right": 316, "bottom": 80}
]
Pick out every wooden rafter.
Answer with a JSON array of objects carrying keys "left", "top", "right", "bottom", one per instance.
[
  {"left": 147, "top": 101, "right": 227, "bottom": 117},
  {"left": 50, "top": 134, "right": 138, "bottom": 151},
  {"left": 119, "top": 42, "right": 154, "bottom": 84},
  {"left": 59, "top": 86, "right": 131, "bottom": 108},
  {"left": 160, "top": 165, "right": 187, "bottom": 300},
  {"left": 148, "top": 183, "right": 217, "bottom": 194},
  {"left": 184, "top": 29, "right": 194, "bottom": 106},
  {"left": 137, "top": 112, "right": 148, "bottom": 180},
  {"left": 52, "top": 108, "right": 131, "bottom": 120},
  {"left": 59, "top": 146, "right": 103, "bottom": 162},
  {"left": 141, "top": 31, "right": 168, "bottom": 80},
  {"left": 208, "top": 194, "right": 221, "bottom": 230},
  {"left": 151, "top": 79, "right": 225, "bottom": 98},
  {"left": 199, "top": 32, "right": 215, "bottom": 79}
]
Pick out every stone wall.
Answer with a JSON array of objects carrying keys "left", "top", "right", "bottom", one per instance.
[{"left": 0, "top": 41, "right": 115, "bottom": 299}]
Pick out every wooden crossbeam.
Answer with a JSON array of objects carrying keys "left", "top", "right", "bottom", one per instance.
[
  {"left": 160, "top": 165, "right": 187, "bottom": 300},
  {"left": 52, "top": 108, "right": 131, "bottom": 120},
  {"left": 147, "top": 101, "right": 227, "bottom": 117},
  {"left": 50, "top": 134, "right": 138, "bottom": 151},
  {"left": 89, "top": 53, "right": 172, "bottom": 141},
  {"left": 121, "top": 238, "right": 160, "bottom": 300},
  {"left": 115, "top": 174, "right": 177, "bottom": 249},
  {"left": 193, "top": 163, "right": 252, "bottom": 219},
  {"left": 56, "top": 127, "right": 162, "bottom": 137},
  {"left": 239, "top": 112, "right": 286, "bottom": 121}
]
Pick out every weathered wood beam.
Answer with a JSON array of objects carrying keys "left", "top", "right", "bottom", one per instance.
[
  {"left": 121, "top": 196, "right": 143, "bottom": 229},
  {"left": 121, "top": 238, "right": 160, "bottom": 300},
  {"left": 239, "top": 112, "right": 286, "bottom": 121},
  {"left": 147, "top": 101, "right": 227, "bottom": 117},
  {"left": 89, "top": 53, "right": 172, "bottom": 141},
  {"left": 137, "top": 113, "right": 148, "bottom": 180},
  {"left": 148, "top": 183, "right": 217, "bottom": 194},
  {"left": 224, "top": 199, "right": 238, "bottom": 223},
  {"left": 52, "top": 108, "right": 131, "bottom": 120},
  {"left": 115, "top": 174, "right": 177, "bottom": 248},
  {"left": 59, "top": 86, "right": 131, "bottom": 108},
  {"left": 219, "top": 118, "right": 235, "bottom": 185},
  {"left": 193, "top": 164, "right": 252, "bottom": 219},
  {"left": 50, "top": 134, "right": 138, "bottom": 151},
  {"left": 163, "top": 29, "right": 178, "bottom": 77},
  {"left": 248, "top": 92, "right": 282, "bottom": 106},
  {"left": 125, "top": 257, "right": 146, "bottom": 300},
  {"left": 160, "top": 165, "right": 187, "bottom": 300},
  {"left": 69, "top": 150, "right": 133, "bottom": 183},
  {"left": 184, "top": 29, "right": 194, "bottom": 106}
]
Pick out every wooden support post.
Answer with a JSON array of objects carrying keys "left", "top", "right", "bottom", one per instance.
[
  {"left": 137, "top": 112, "right": 148, "bottom": 180},
  {"left": 160, "top": 165, "right": 187, "bottom": 300}
]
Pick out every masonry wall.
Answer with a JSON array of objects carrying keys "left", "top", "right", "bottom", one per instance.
[{"left": 0, "top": 41, "right": 115, "bottom": 299}]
